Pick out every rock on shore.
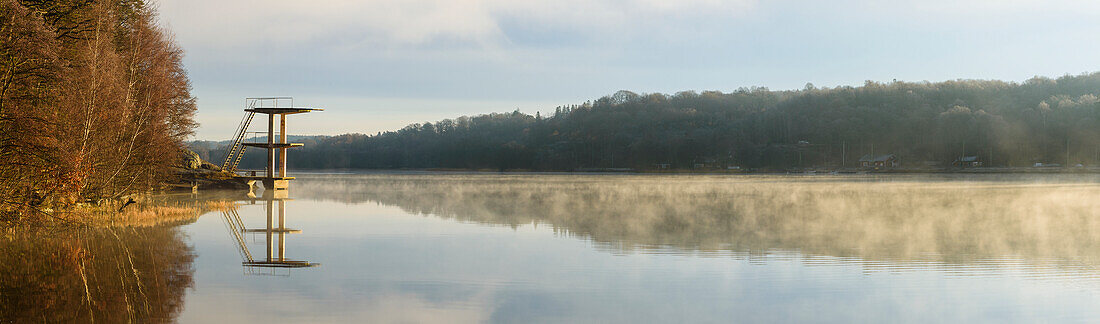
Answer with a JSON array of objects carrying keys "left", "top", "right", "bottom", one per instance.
[{"left": 168, "top": 150, "right": 251, "bottom": 191}]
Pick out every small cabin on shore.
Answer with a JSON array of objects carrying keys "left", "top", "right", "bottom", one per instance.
[{"left": 859, "top": 154, "right": 899, "bottom": 168}]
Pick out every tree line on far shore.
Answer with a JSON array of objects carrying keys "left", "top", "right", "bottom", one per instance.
[
  {"left": 1, "top": 0, "right": 196, "bottom": 224},
  {"left": 193, "top": 73, "right": 1100, "bottom": 172}
]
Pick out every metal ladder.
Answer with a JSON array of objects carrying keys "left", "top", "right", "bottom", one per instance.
[
  {"left": 221, "top": 207, "right": 253, "bottom": 263},
  {"left": 227, "top": 125, "right": 252, "bottom": 172},
  {"left": 221, "top": 101, "right": 258, "bottom": 172}
]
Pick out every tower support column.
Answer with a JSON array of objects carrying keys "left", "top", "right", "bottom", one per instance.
[
  {"left": 279, "top": 114, "right": 287, "bottom": 177},
  {"left": 267, "top": 114, "right": 275, "bottom": 178}
]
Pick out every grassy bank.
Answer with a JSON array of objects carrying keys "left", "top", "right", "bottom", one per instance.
[{"left": 4, "top": 196, "right": 235, "bottom": 231}]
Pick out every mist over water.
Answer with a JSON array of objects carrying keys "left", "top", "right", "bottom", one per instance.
[
  {"left": 8, "top": 173, "right": 1100, "bottom": 322},
  {"left": 296, "top": 173, "right": 1100, "bottom": 265}
]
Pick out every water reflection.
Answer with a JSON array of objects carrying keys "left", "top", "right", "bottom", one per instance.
[
  {"left": 292, "top": 174, "right": 1100, "bottom": 276},
  {"left": 0, "top": 223, "right": 195, "bottom": 322},
  {"left": 222, "top": 194, "right": 319, "bottom": 274}
]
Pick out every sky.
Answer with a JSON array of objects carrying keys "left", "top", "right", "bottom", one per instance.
[{"left": 155, "top": 0, "right": 1100, "bottom": 140}]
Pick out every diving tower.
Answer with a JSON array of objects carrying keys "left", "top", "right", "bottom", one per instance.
[{"left": 222, "top": 97, "right": 322, "bottom": 192}]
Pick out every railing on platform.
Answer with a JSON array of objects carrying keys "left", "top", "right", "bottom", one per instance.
[
  {"left": 241, "top": 132, "right": 313, "bottom": 145},
  {"left": 242, "top": 131, "right": 284, "bottom": 145},
  {"left": 246, "top": 97, "right": 294, "bottom": 109}
]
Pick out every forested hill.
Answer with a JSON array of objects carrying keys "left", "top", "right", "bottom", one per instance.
[{"left": 203, "top": 73, "right": 1100, "bottom": 171}]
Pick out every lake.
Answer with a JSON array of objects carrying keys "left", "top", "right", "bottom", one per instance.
[{"left": 6, "top": 173, "right": 1100, "bottom": 323}]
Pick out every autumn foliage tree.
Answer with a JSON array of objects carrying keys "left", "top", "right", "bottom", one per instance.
[{"left": 0, "top": 0, "right": 196, "bottom": 224}]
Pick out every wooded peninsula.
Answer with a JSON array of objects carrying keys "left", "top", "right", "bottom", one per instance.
[
  {"left": 0, "top": 0, "right": 196, "bottom": 224},
  {"left": 194, "top": 73, "right": 1100, "bottom": 172}
]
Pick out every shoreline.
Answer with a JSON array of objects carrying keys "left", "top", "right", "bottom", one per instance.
[{"left": 271, "top": 167, "right": 1100, "bottom": 175}]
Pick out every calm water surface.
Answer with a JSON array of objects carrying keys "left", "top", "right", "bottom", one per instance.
[{"left": 8, "top": 173, "right": 1100, "bottom": 323}]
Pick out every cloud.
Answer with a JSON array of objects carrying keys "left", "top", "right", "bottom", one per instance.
[
  {"left": 157, "top": 0, "right": 756, "bottom": 49},
  {"left": 864, "top": 0, "right": 1100, "bottom": 19}
]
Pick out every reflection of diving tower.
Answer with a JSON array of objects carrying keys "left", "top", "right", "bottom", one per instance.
[
  {"left": 221, "top": 198, "right": 318, "bottom": 272},
  {"left": 222, "top": 97, "right": 321, "bottom": 192}
]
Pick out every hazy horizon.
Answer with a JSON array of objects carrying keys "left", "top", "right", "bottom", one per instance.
[{"left": 155, "top": 0, "right": 1100, "bottom": 140}]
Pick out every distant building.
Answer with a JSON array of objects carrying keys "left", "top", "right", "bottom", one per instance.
[
  {"left": 693, "top": 158, "right": 720, "bottom": 169},
  {"left": 654, "top": 163, "right": 671, "bottom": 170},
  {"left": 858, "top": 154, "right": 899, "bottom": 168},
  {"left": 953, "top": 156, "right": 983, "bottom": 167}
]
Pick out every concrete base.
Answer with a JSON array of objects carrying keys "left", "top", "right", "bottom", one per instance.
[
  {"left": 262, "top": 179, "right": 290, "bottom": 191},
  {"left": 262, "top": 189, "right": 289, "bottom": 200},
  {"left": 239, "top": 178, "right": 291, "bottom": 199}
]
